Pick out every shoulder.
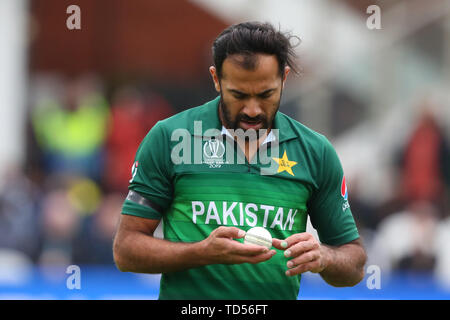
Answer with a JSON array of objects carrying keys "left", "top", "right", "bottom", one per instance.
[{"left": 277, "top": 112, "right": 343, "bottom": 182}]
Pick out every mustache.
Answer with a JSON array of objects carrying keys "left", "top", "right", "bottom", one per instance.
[{"left": 237, "top": 114, "right": 267, "bottom": 123}]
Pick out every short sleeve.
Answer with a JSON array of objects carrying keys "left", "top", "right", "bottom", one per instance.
[
  {"left": 307, "top": 138, "right": 359, "bottom": 246},
  {"left": 121, "top": 121, "right": 173, "bottom": 219}
]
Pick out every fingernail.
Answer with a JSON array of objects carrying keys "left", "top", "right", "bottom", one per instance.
[
  {"left": 284, "top": 250, "right": 291, "bottom": 257},
  {"left": 287, "top": 261, "right": 293, "bottom": 268},
  {"left": 281, "top": 241, "right": 288, "bottom": 248},
  {"left": 285, "top": 270, "right": 290, "bottom": 276},
  {"left": 238, "top": 230, "right": 245, "bottom": 238}
]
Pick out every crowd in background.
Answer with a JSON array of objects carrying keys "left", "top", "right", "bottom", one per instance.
[
  {"left": 365, "top": 107, "right": 450, "bottom": 286},
  {"left": 0, "top": 74, "right": 175, "bottom": 268},
  {"left": 0, "top": 73, "right": 449, "bottom": 287}
]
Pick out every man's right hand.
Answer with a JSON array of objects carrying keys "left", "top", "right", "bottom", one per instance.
[
  {"left": 114, "top": 216, "right": 276, "bottom": 274},
  {"left": 199, "top": 226, "right": 277, "bottom": 265}
]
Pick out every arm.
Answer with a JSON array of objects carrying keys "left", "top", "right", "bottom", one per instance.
[
  {"left": 319, "top": 238, "right": 367, "bottom": 286},
  {"left": 273, "top": 233, "right": 367, "bottom": 287},
  {"left": 113, "top": 214, "right": 277, "bottom": 274},
  {"left": 287, "top": 137, "right": 367, "bottom": 286}
]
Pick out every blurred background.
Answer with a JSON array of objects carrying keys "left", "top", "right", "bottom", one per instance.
[{"left": 0, "top": 0, "right": 449, "bottom": 299}]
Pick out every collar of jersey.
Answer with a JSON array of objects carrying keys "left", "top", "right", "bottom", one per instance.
[{"left": 188, "top": 95, "right": 297, "bottom": 143}]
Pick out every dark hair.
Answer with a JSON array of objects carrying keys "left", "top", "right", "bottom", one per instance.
[{"left": 212, "top": 21, "right": 300, "bottom": 78}]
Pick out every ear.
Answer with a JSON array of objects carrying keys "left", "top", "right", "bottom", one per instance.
[
  {"left": 282, "top": 66, "right": 290, "bottom": 88},
  {"left": 209, "top": 66, "right": 221, "bottom": 92}
]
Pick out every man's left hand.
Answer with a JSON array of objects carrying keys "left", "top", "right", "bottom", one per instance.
[{"left": 272, "top": 232, "right": 330, "bottom": 276}]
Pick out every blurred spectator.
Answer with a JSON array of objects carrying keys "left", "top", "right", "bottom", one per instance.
[
  {"left": 104, "top": 87, "right": 174, "bottom": 192},
  {"left": 38, "top": 188, "right": 81, "bottom": 266},
  {"left": 30, "top": 74, "right": 110, "bottom": 181},
  {"left": 0, "top": 167, "right": 41, "bottom": 262},
  {"left": 399, "top": 107, "right": 450, "bottom": 208},
  {"left": 66, "top": 177, "right": 103, "bottom": 216},
  {"left": 24, "top": 75, "right": 176, "bottom": 268},
  {"left": 73, "top": 193, "right": 123, "bottom": 265},
  {"left": 370, "top": 200, "right": 439, "bottom": 274}
]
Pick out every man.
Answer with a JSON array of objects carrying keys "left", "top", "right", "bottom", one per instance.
[{"left": 113, "top": 22, "right": 367, "bottom": 300}]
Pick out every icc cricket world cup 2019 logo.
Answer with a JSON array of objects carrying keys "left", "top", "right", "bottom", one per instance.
[
  {"left": 203, "top": 138, "right": 226, "bottom": 168},
  {"left": 204, "top": 138, "right": 225, "bottom": 159}
]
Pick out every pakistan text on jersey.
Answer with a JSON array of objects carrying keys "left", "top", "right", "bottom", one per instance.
[{"left": 191, "top": 201, "right": 299, "bottom": 230}]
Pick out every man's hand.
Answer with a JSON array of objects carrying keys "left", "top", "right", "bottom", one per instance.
[
  {"left": 200, "top": 226, "right": 277, "bottom": 265},
  {"left": 273, "top": 232, "right": 329, "bottom": 276},
  {"left": 114, "top": 216, "right": 278, "bottom": 274},
  {"left": 273, "top": 232, "right": 366, "bottom": 287}
]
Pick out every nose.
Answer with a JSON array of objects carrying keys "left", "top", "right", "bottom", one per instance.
[{"left": 242, "top": 98, "right": 263, "bottom": 118}]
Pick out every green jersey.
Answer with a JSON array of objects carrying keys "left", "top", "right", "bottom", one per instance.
[{"left": 121, "top": 96, "right": 359, "bottom": 300}]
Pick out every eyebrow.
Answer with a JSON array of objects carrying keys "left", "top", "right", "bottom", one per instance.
[{"left": 227, "top": 88, "right": 277, "bottom": 97}]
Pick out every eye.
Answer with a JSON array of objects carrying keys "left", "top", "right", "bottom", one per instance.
[
  {"left": 232, "top": 92, "right": 247, "bottom": 100},
  {"left": 258, "top": 91, "right": 274, "bottom": 99}
]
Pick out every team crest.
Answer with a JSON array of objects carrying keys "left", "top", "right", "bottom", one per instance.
[{"left": 272, "top": 150, "right": 297, "bottom": 176}]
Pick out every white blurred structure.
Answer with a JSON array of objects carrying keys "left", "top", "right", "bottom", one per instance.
[
  {"left": 0, "top": 0, "right": 28, "bottom": 183},
  {"left": 0, "top": 249, "right": 33, "bottom": 286},
  {"left": 434, "top": 217, "right": 450, "bottom": 289}
]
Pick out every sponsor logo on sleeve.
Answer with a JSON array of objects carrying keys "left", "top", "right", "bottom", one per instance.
[
  {"left": 341, "top": 176, "right": 348, "bottom": 200},
  {"left": 129, "top": 161, "right": 139, "bottom": 183},
  {"left": 341, "top": 176, "right": 350, "bottom": 211}
]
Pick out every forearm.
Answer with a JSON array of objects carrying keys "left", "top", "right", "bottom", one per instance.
[
  {"left": 113, "top": 230, "right": 208, "bottom": 274},
  {"left": 319, "top": 241, "right": 367, "bottom": 287},
  {"left": 113, "top": 221, "right": 275, "bottom": 275}
]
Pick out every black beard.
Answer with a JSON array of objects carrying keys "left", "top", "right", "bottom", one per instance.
[{"left": 218, "top": 95, "right": 280, "bottom": 133}]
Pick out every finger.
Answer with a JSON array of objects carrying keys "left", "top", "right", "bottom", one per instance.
[
  {"left": 285, "top": 260, "right": 321, "bottom": 277},
  {"left": 272, "top": 233, "right": 313, "bottom": 251},
  {"left": 283, "top": 233, "right": 313, "bottom": 248},
  {"left": 272, "top": 238, "right": 289, "bottom": 250},
  {"left": 236, "top": 249, "right": 277, "bottom": 264},
  {"left": 231, "top": 241, "right": 270, "bottom": 256},
  {"left": 213, "top": 226, "right": 246, "bottom": 239},
  {"left": 283, "top": 240, "right": 319, "bottom": 258},
  {"left": 286, "top": 250, "right": 320, "bottom": 269}
]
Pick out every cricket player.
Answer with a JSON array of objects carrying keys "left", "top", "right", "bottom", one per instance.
[{"left": 113, "top": 22, "right": 367, "bottom": 299}]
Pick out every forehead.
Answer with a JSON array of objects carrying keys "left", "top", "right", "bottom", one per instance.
[{"left": 221, "top": 54, "right": 281, "bottom": 91}]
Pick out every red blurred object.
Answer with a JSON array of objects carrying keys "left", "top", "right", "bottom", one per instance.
[
  {"left": 104, "top": 89, "right": 173, "bottom": 192},
  {"left": 30, "top": 0, "right": 227, "bottom": 81},
  {"left": 402, "top": 110, "right": 444, "bottom": 202}
]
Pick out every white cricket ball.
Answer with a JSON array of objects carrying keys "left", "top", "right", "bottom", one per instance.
[{"left": 244, "top": 227, "right": 272, "bottom": 249}]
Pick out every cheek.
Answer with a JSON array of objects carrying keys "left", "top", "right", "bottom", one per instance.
[
  {"left": 222, "top": 95, "right": 240, "bottom": 116},
  {"left": 261, "top": 95, "right": 281, "bottom": 115}
]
